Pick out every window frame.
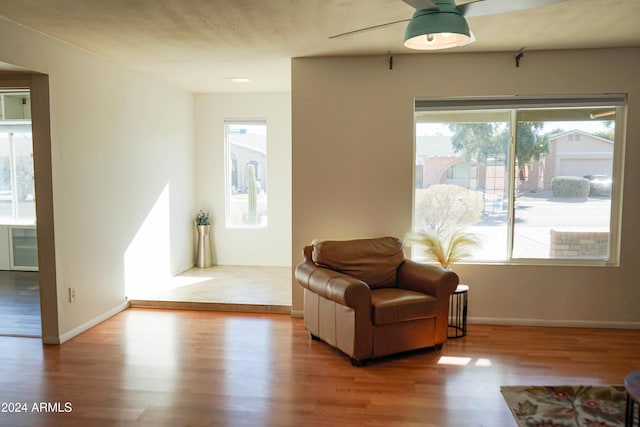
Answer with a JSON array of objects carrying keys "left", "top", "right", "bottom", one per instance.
[
  {"left": 413, "top": 94, "right": 626, "bottom": 267},
  {"left": 0, "top": 89, "right": 35, "bottom": 224},
  {"left": 223, "top": 119, "right": 268, "bottom": 229}
]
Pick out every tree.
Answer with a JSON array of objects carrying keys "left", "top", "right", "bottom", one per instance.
[
  {"left": 516, "top": 121, "right": 550, "bottom": 179},
  {"left": 594, "top": 120, "right": 615, "bottom": 141},
  {"left": 449, "top": 123, "right": 509, "bottom": 164},
  {"left": 448, "top": 122, "right": 509, "bottom": 191},
  {"left": 449, "top": 121, "right": 549, "bottom": 192},
  {"left": 514, "top": 122, "right": 550, "bottom": 192}
]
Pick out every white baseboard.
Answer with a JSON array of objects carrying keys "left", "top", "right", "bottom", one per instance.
[
  {"left": 283, "top": 312, "right": 640, "bottom": 328},
  {"left": 44, "top": 308, "right": 637, "bottom": 345},
  {"left": 290, "top": 309, "right": 304, "bottom": 318},
  {"left": 42, "top": 335, "right": 61, "bottom": 345},
  {"left": 55, "top": 302, "right": 129, "bottom": 344},
  {"left": 469, "top": 316, "right": 640, "bottom": 329}
]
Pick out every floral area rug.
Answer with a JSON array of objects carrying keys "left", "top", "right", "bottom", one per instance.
[{"left": 500, "top": 385, "right": 636, "bottom": 427}]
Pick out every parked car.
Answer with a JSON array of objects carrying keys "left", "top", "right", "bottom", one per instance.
[{"left": 583, "top": 174, "right": 612, "bottom": 196}]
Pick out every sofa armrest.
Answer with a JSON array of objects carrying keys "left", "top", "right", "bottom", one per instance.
[
  {"left": 396, "top": 259, "right": 459, "bottom": 301},
  {"left": 295, "top": 247, "right": 372, "bottom": 310}
]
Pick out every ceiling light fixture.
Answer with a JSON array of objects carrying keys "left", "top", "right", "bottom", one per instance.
[
  {"left": 227, "top": 78, "right": 252, "bottom": 83},
  {"left": 403, "top": 1, "right": 471, "bottom": 51}
]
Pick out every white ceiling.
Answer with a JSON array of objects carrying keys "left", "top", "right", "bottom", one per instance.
[{"left": 0, "top": 0, "right": 638, "bottom": 93}]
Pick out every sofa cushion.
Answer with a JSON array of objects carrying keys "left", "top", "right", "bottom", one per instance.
[
  {"left": 312, "top": 237, "right": 405, "bottom": 289},
  {"left": 370, "top": 288, "right": 439, "bottom": 325}
]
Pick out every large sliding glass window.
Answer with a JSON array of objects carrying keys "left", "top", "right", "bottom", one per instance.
[
  {"left": 224, "top": 120, "right": 268, "bottom": 228},
  {"left": 413, "top": 95, "right": 625, "bottom": 265}
]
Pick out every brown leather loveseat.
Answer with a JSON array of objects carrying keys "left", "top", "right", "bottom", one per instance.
[{"left": 295, "top": 236, "right": 459, "bottom": 365}]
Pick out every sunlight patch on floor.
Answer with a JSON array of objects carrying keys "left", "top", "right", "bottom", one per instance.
[
  {"left": 128, "top": 265, "right": 291, "bottom": 306},
  {"left": 438, "top": 356, "right": 493, "bottom": 367}
]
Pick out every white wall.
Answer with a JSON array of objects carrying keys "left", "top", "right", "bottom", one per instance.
[
  {"left": 0, "top": 17, "right": 195, "bottom": 342},
  {"left": 195, "top": 93, "right": 291, "bottom": 266},
  {"left": 291, "top": 48, "right": 640, "bottom": 327}
]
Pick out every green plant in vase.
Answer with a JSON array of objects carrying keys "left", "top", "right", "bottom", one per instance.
[
  {"left": 195, "top": 210, "right": 210, "bottom": 226},
  {"left": 194, "top": 210, "right": 213, "bottom": 267}
]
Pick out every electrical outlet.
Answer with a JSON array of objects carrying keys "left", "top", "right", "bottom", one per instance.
[{"left": 69, "top": 286, "right": 77, "bottom": 303}]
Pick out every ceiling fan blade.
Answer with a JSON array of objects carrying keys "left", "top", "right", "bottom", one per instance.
[
  {"left": 458, "top": 0, "right": 567, "bottom": 18},
  {"left": 401, "top": 0, "right": 439, "bottom": 10},
  {"left": 329, "top": 18, "right": 411, "bottom": 39},
  {"left": 329, "top": 0, "right": 440, "bottom": 40}
]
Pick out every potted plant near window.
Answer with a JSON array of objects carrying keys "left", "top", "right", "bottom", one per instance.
[
  {"left": 195, "top": 210, "right": 213, "bottom": 268},
  {"left": 408, "top": 184, "right": 482, "bottom": 268},
  {"left": 407, "top": 184, "right": 482, "bottom": 339},
  {"left": 406, "top": 228, "right": 478, "bottom": 339},
  {"left": 405, "top": 228, "right": 479, "bottom": 269}
]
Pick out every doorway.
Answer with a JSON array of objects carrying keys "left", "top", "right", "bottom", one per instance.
[
  {"left": 0, "top": 88, "right": 41, "bottom": 337},
  {"left": 0, "top": 271, "right": 40, "bottom": 336}
]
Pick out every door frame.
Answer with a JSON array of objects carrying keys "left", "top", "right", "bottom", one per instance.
[{"left": 0, "top": 73, "right": 59, "bottom": 343}]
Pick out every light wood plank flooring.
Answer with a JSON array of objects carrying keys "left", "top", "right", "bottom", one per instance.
[
  {"left": 129, "top": 265, "right": 292, "bottom": 313},
  {"left": 1, "top": 265, "right": 291, "bottom": 339},
  {"left": 0, "top": 270, "right": 41, "bottom": 337},
  {"left": 0, "top": 308, "right": 638, "bottom": 427}
]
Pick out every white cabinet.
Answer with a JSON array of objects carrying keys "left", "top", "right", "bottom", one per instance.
[
  {"left": 0, "top": 224, "right": 38, "bottom": 271},
  {"left": 0, "top": 226, "right": 10, "bottom": 270},
  {"left": 10, "top": 226, "right": 38, "bottom": 270}
]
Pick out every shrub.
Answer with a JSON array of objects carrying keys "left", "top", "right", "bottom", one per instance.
[
  {"left": 414, "top": 184, "right": 483, "bottom": 236},
  {"left": 551, "top": 176, "right": 590, "bottom": 198}
]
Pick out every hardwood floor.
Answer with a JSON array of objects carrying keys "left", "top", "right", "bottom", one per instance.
[
  {"left": 0, "top": 265, "right": 290, "bottom": 339},
  {"left": 0, "top": 271, "right": 41, "bottom": 337},
  {"left": 0, "top": 308, "right": 638, "bottom": 427}
]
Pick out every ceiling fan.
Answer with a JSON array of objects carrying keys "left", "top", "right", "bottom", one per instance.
[{"left": 330, "top": 0, "right": 568, "bottom": 51}]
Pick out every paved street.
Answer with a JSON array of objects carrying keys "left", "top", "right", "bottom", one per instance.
[
  {"left": 514, "top": 193, "right": 611, "bottom": 228},
  {"left": 469, "top": 192, "right": 611, "bottom": 260}
]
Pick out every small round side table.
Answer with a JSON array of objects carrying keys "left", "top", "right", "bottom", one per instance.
[
  {"left": 448, "top": 284, "right": 469, "bottom": 339},
  {"left": 625, "top": 369, "right": 640, "bottom": 427}
]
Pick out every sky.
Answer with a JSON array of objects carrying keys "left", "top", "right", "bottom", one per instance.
[{"left": 416, "top": 120, "right": 612, "bottom": 137}]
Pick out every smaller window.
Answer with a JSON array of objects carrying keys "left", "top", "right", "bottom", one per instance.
[{"left": 224, "top": 121, "right": 268, "bottom": 228}]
